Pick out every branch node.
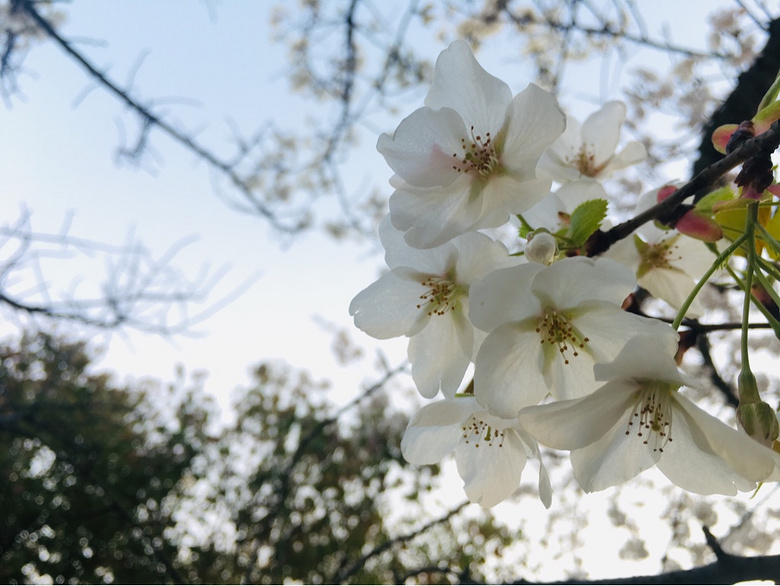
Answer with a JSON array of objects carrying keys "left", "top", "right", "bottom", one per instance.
[{"left": 702, "top": 525, "right": 728, "bottom": 561}]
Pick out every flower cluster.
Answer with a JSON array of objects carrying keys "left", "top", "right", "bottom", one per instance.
[{"left": 351, "top": 41, "right": 780, "bottom": 508}]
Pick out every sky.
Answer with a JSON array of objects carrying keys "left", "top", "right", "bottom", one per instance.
[
  {"left": 2, "top": 0, "right": 780, "bottom": 581},
  {"left": 0, "top": 0, "right": 410, "bottom": 415},
  {"left": 0, "top": 0, "right": 735, "bottom": 409}
]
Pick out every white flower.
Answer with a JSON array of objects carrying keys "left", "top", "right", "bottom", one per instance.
[
  {"left": 401, "top": 396, "right": 551, "bottom": 508},
  {"left": 349, "top": 216, "right": 518, "bottom": 399},
  {"left": 605, "top": 187, "right": 715, "bottom": 317},
  {"left": 378, "top": 40, "right": 565, "bottom": 249},
  {"left": 469, "top": 257, "right": 677, "bottom": 417},
  {"left": 538, "top": 101, "right": 646, "bottom": 183},
  {"left": 519, "top": 338, "right": 780, "bottom": 495}
]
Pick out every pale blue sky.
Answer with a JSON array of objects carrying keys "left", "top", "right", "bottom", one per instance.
[{"left": 0, "top": 1, "right": 408, "bottom": 412}]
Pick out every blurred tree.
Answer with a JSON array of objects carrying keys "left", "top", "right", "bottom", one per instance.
[
  {"left": 0, "top": 332, "right": 206, "bottom": 583},
  {"left": 0, "top": 332, "right": 516, "bottom": 584}
]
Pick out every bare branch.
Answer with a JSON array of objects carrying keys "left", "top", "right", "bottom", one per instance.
[
  {"left": 586, "top": 119, "right": 780, "bottom": 256},
  {"left": 0, "top": 209, "right": 236, "bottom": 336},
  {"left": 14, "top": 0, "right": 306, "bottom": 234}
]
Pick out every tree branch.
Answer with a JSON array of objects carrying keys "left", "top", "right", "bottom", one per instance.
[
  {"left": 14, "top": 0, "right": 304, "bottom": 233},
  {"left": 585, "top": 119, "right": 780, "bottom": 256},
  {"left": 505, "top": 526, "right": 780, "bottom": 584},
  {"left": 692, "top": 17, "right": 780, "bottom": 176}
]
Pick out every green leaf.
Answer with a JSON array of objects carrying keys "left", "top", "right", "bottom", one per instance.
[
  {"left": 568, "top": 199, "right": 608, "bottom": 246},
  {"left": 516, "top": 214, "right": 535, "bottom": 239},
  {"left": 695, "top": 186, "right": 735, "bottom": 215},
  {"left": 758, "top": 71, "right": 780, "bottom": 113}
]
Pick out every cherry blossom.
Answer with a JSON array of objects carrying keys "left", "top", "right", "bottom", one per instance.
[
  {"left": 605, "top": 186, "right": 715, "bottom": 316},
  {"left": 378, "top": 40, "right": 565, "bottom": 249},
  {"left": 519, "top": 338, "right": 780, "bottom": 495},
  {"left": 469, "top": 257, "right": 677, "bottom": 417},
  {"left": 538, "top": 101, "right": 646, "bottom": 183},
  {"left": 401, "top": 396, "right": 551, "bottom": 508},
  {"left": 349, "top": 217, "right": 518, "bottom": 399}
]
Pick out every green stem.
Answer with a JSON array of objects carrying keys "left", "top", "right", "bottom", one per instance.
[
  {"left": 671, "top": 232, "right": 749, "bottom": 330},
  {"left": 736, "top": 202, "right": 762, "bottom": 404},
  {"left": 726, "top": 265, "right": 780, "bottom": 338},
  {"left": 741, "top": 203, "right": 758, "bottom": 377}
]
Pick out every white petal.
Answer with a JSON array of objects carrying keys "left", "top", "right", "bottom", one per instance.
[
  {"left": 388, "top": 179, "right": 484, "bottom": 249},
  {"left": 474, "top": 324, "right": 548, "bottom": 417},
  {"left": 377, "top": 106, "right": 467, "bottom": 188},
  {"left": 543, "top": 342, "right": 601, "bottom": 400},
  {"left": 570, "top": 409, "right": 660, "bottom": 493},
  {"left": 554, "top": 180, "right": 608, "bottom": 214},
  {"left": 469, "top": 264, "right": 544, "bottom": 332},
  {"left": 638, "top": 268, "right": 703, "bottom": 317},
  {"left": 401, "top": 399, "right": 479, "bottom": 465},
  {"left": 668, "top": 234, "right": 716, "bottom": 279},
  {"left": 601, "top": 141, "right": 647, "bottom": 177},
  {"left": 537, "top": 115, "right": 586, "bottom": 182},
  {"left": 519, "top": 380, "right": 638, "bottom": 449},
  {"left": 379, "top": 214, "right": 456, "bottom": 272},
  {"left": 603, "top": 235, "right": 642, "bottom": 272},
  {"left": 531, "top": 257, "right": 636, "bottom": 309},
  {"left": 521, "top": 192, "right": 566, "bottom": 233},
  {"left": 537, "top": 454, "right": 553, "bottom": 509},
  {"left": 349, "top": 268, "right": 429, "bottom": 338},
  {"left": 479, "top": 174, "right": 552, "bottom": 221},
  {"left": 501, "top": 84, "right": 566, "bottom": 172},
  {"left": 656, "top": 406, "right": 751, "bottom": 495},
  {"left": 455, "top": 429, "right": 528, "bottom": 507},
  {"left": 408, "top": 305, "right": 473, "bottom": 398},
  {"left": 575, "top": 305, "right": 678, "bottom": 366},
  {"left": 592, "top": 334, "right": 688, "bottom": 386},
  {"left": 581, "top": 101, "right": 626, "bottom": 167},
  {"left": 425, "top": 40, "right": 512, "bottom": 134},
  {"left": 452, "top": 231, "right": 518, "bottom": 282},
  {"left": 673, "top": 393, "right": 777, "bottom": 482}
]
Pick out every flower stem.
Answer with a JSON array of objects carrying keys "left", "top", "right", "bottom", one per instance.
[
  {"left": 671, "top": 232, "right": 749, "bottom": 330},
  {"left": 739, "top": 202, "right": 760, "bottom": 403}
]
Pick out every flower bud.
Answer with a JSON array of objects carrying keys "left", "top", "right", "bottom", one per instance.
[
  {"left": 738, "top": 370, "right": 761, "bottom": 403},
  {"left": 737, "top": 401, "right": 780, "bottom": 448},
  {"left": 725, "top": 120, "right": 755, "bottom": 154},
  {"left": 674, "top": 209, "right": 723, "bottom": 242},
  {"left": 525, "top": 231, "right": 557, "bottom": 265}
]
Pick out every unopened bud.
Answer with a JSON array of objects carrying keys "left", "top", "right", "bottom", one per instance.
[
  {"left": 738, "top": 370, "right": 760, "bottom": 403},
  {"left": 525, "top": 231, "right": 557, "bottom": 265},
  {"left": 726, "top": 120, "right": 755, "bottom": 154},
  {"left": 674, "top": 210, "right": 723, "bottom": 242},
  {"left": 737, "top": 401, "right": 780, "bottom": 448}
]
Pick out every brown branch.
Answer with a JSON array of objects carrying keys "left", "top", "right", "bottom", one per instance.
[
  {"left": 505, "top": 526, "right": 780, "bottom": 584},
  {"left": 335, "top": 500, "right": 470, "bottom": 583},
  {"left": 508, "top": 553, "right": 780, "bottom": 584},
  {"left": 15, "top": 0, "right": 303, "bottom": 233},
  {"left": 501, "top": 4, "right": 733, "bottom": 60},
  {"left": 585, "top": 119, "right": 780, "bottom": 256}
]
